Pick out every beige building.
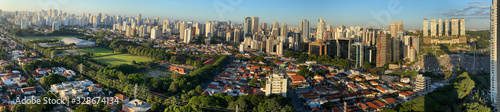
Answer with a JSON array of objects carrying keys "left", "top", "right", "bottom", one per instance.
[
  {"left": 423, "top": 19, "right": 428, "bottom": 37},
  {"left": 414, "top": 74, "right": 432, "bottom": 95},
  {"left": 265, "top": 72, "right": 288, "bottom": 97},
  {"left": 430, "top": 19, "right": 437, "bottom": 37}
]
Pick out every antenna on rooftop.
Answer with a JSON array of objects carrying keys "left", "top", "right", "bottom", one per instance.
[{"left": 134, "top": 84, "right": 137, "bottom": 99}]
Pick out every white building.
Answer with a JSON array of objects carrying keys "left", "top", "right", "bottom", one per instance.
[
  {"left": 414, "top": 74, "right": 432, "bottom": 95},
  {"left": 491, "top": 0, "right": 499, "bottom": 109},
  {"left": 184, "top": 28, "right": 192, "bottom": 43},
  {"left": 52, "top": 22, "right": 59, "bottom": 31},
  {"left": 151, "top": 27, "right": 158, "bottom": 39},
  {"left": 265, "top": 72, "right": 288, "bottom": 97}
]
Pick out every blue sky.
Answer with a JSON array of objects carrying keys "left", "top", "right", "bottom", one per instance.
[{"left": 0, "top": 0, "right": 492, "bottom": 30}]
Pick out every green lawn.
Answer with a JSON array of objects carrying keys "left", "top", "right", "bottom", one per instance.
[
  {"left": 77, "top": 47, "right": 153, "bottom": 65},
  {"left": 145, "top": 69, "right": 171, "bottom": 78},
  {"left": 77, "top": 47, "right": 116, "bottom": 56},
  {"left": 94, "top": 54, "right": 153, "bottom": 65},
  {"left": 21, "top": 36, "right": 74, "bottom": 41}
]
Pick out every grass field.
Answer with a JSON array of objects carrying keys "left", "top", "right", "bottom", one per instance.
[
  {"left": 77, "top": 47, "right": 153, "bottom": 65},
  {"left": 145, "top": 69, "right": 171, "bottom": 78},
  {"left": 77, "top": 47, "right": 116, "bottom": 56},
  {"left": 21, "top": 36, "right": 74, "bottom": 41}
]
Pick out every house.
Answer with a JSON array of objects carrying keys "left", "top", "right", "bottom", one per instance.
[
  {"left": 168, "top": 66, "right": 186, "bottom": 74},
  {"left": 115, "top": 94, "right": 130, "bottom": 103},
  {"left": 17, "top": 78, "right": 28, "bottom": 87},
  {"left": 21, "top": 87, "right": 36, "bottom": 95},
  {"left": 122, "top": 99, "right": 151, "bottom": 112},
  {"left": 398, "top": 91, "right": 416, "bottom": 102},
  {"left": 306, "top": 98, "right": 327, "bottom": 108}
]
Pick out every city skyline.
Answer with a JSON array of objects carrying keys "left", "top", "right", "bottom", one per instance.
[{"left": 0, "top": 0, "right": 492, "bottom": 30}]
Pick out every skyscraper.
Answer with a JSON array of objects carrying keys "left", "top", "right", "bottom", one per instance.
[
  {"left": 460, "top": 18, "right": 465, "bottom": 36},
  {"left": 317, "top": 18, "right": 326, "bottom": 40},
  {"left": 243, "top": 17, "right": 252, "bottom": 37},
  {"left": 151, "top": 27, "right": 158, "bottom": 39},
  {"left": 423, "top": 19, "right": 428, "bottom": 37},
  {"left": 376, "top": 33, "right": 391, "bottom": 67},
  {"left": 430, "top": 19, "right": 437, "bottom": 37},
  {"left": 251, "top": 17, "right": 259, "bottom": 34},
  {"left": 299, "top": 19, "right": 310, "bottom": 43},
  {"left": 451, "top": 18, "right": 460, "bottom": 36},
  {"left": 281, "top": 23, "right": 288, "bottom": 38},
  {"left": 137, "top": 13, "right": 141, "bottom": 25},
  {"left": 205, "top": 21, "right": 212, "bottom": 38},
  {"left": 438, "top": 19, "right": 443, "bottom": 37},
  {"left": 389, "top": 21, "right": 403, "bottom": 38},
  {"left": 491, "top": 0, "right": 499, "bottom": 109},
  {"left": 179, "top": 21, "right": 186, "bottom": 40},
  {"left": 444, "top": 19, "right": 449, "bottom": 36}
]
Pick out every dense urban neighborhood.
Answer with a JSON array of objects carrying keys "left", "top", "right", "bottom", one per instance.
[{"left": 0, "top": 0, "right": 496, "bottom": 111}]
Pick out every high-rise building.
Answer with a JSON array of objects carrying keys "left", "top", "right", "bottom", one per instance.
[
  {"left": 261, "top": 23, "right": 268, "bottom": 31},
  {"left": 351, "top": 42, "right": 364, "bottom": 68},
  {"left": 184, "top": 28, "right": 192, "bottom": 43},
  {"left": 137, "top": 13, "right": 141, "bottom": 25},
  {"left": 444, "top": 19, "right": 449, "bottom": 36},
  {"left": 52, "top": 22, "right": 59, "bottom": 31},
  {"left": 234, "top": 28, "right": 241, "bottom": 43},
  {"left": 280, "top": 23, "right": 288, "bottom": 38},
  {"left": 265, "top": 72, "right": 288, "bottom": 97},
  {"left": 317, "top": 18, "right": 326, "bottom": 40},
  {"left": 438, "top": 19, "right": 443, "bottom": 37},
  {"left": 490, "top": 0, "right": 499, "bottom": 109},
  {"left": 460, "top": 18, "right": 465, "bottom": 36},
  {"left": 251, "top": 17, "right": 259, "bottom": 34},
  {"left": 414, "top": 74, "right": 432, "bottom": 95},
  {"left": 451, "top": 18, "right": 460, "bottom": 36},
  {"left": 243, "top": 17, "right": 252, "bottom": 37},
  {"left": 392, "top": 37, "right": 401, "bottom": 62},
  {"left": 205, "top": 21, "right": 212, "bottom": 38},
  {"left": 389, "top": 21, "right": 404, "bottom": 38},
  {"left": 430, "top": 19, "right": 437, "bottom": 37},
  {"left": 151, "top": 27, "right": 158, "bottom": 39},
  {"left": 163, "top": 19, "right": 170, "bottom": 33},
  {"left": 300, "top": 19, "right": 310, "bottom": 43},
  {"left": 423, "top": 19, "right": 428, "bottom": 37},
  {"left": 308, "top": 40, "right": 327, "bottom": 56},
  {"left": 376, "top": 33, "right": 391, "bottom": 67},
  {"left": 179, "top": 21, "right": 186, "bottom": 40}
]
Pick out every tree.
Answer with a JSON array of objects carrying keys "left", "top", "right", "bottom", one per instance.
[
  {"left": 12, "top": 104, "right": 25, "bottom": 112},
  {"left": 74, "top": 104, "right": 94, "bottom": 112},
  {"left": 260, "top": 79, "right": 266, "bottom": 87},
  {"left": 464, "top": 102, "right": 490, "bottom": 112},
  {"left": 41, "top": 93, "right": 57, "bottom": 111},
  {"left": 193, "top": 61, "right": 203, "bottom": 68},
  {"left": 227, "top": 98, "right": 247, "bottom": 111},
  {"left": 27, "top": 78, "right": 36, "bottom": 86},
  {"left": 362, "top": 62, "right": 372, "bottom": 71},
  {"left": 24, "top": 51, "right": 31, "bottom": 57},
  {"left": 248, "top": 78, "right": 257, "bottom": 87}
]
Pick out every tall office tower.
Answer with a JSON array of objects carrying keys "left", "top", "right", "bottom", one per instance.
[
  {"left": 261, "top": 23, "right": 268, "bottom": 31},
  {"left": 137, "top": 13, "right": 141, "bottom": 25},
  {"left": 138, "top": 25, "right": 145, "bottom": 37},
  {"left": 351, "top": 42, "right": 364, "bottom": 68},
  {"left": 154, "top": 17, "right": 159, "bottom": 25},
  {"left": 234, "top": 28, "right": 241, "bottom": 43},
  {"left": 438, "top": 19, "right": 443, "bottom": 37},
  {"left": 184, "top": 28, "right": 192, "bottom": 43},
  {"left": 265, "top": 72, "right": 288, "bottom": 97},
  {"left": 281, "top": 23, "right": 288, "bottom": 38},
  {"left": 430, "top": 19, "right": 437, "bottom": 37},
  {"left": 52, "top": 22, "right": 59, "bottom": 31},
  {"left": 460, "top": 18, "right": 465, "bottom": 36},
  {"left": 205, "top": 21, "right": 212, "bottom": 38},
  {"left": 444, "top": 19, "right": 449, "bottom": 36},
  {"left": 277, "top": 42, "right": 284, "bottom": 55},
  {"left": 423, "top": 19, "right": 429, "bottom": 37},
  {"left": 251, "top": 17, "right": 259, "bottom": 34},
  {"left": 179, "top": 21, "right": 186, "bottom": 41},
  {"left": 390, "top": 21, "right": 404, "bottom": 38},
  {"left": 300, "top": 19, "right": 310, "bottom": 43},
  {"left": 151, "top": 27, "right": 158, "bottom": 39},
  {"left": 491, "top": 0, "right": 499, "bottom": 109},
  {"left": 243, "top": 17, "right": 252, "bottom": 37},
  {"left": 163, "top": 19, "right": 170, "bottom": 33},
  {"left": 317, "top": 18, "right": 326, "bottom": 40},
  {"left": 193, "top": 23, "right": 201, "bottom": 37},
  {"left": 392, "top": 37, "right": 401, "bottom": 62},
  {"left": 376, "top": 33, "right": 391, "bottom": 67},
  {"left": 272, "top": 21, "right": 279, "bottom": 29},
  {"left": 451, "top": 18, "right": 460, "bottom": 36}
]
